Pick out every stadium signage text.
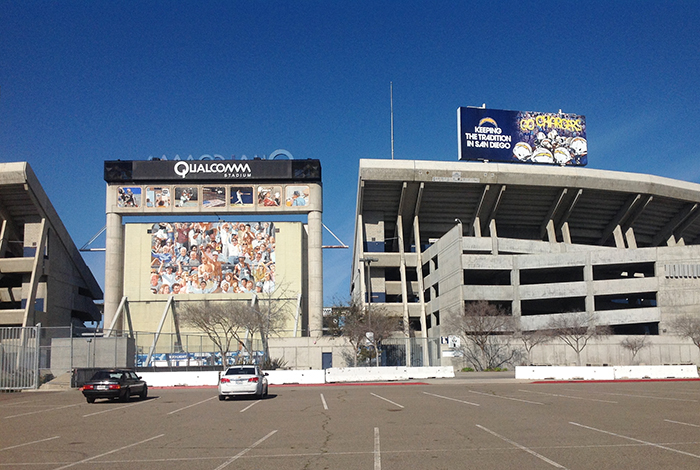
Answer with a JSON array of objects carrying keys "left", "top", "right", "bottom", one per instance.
[
  {"left": 174, "top": 161, "right": 252, "bottom": 179},
  {"left": 458, "top": 107, "right": 587, "bottom": 166}
]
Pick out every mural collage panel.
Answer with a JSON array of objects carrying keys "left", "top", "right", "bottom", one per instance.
[
  {"left": 150, "top": 221, "right": 276, "bottom": 295},
  {"left": 117, "top": 185, "right": 310, "bottom": 209}
]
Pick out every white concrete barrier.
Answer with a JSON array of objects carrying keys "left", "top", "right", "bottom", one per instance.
[
  {"left": 140, "top": 371, "right": 220, "bottom": 387},
  {"left": 140, "top": 369, "right": 327, "bottom": 387},
  {"left": 141, "top": 366, "right": 454, "bottom": 387},
  {"left": 613, "top": 365, "right": 699, "bottom": 380},
  {"left": 515, "top": 365, "right": 699, "bottom": 381},
  {"left": 266, "top": 369, "right": 326, "bottom": 385},
  {"left": 325, "top": 366, "right": 454, "bottom": 383}
]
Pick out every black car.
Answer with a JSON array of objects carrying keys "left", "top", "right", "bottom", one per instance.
[{"left": 81, "top": 369, "right": 148, "bottom": 403}]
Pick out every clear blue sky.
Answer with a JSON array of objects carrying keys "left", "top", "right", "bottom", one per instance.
[{"left": 1, "top": 1, "right": 699, "bottom": 304}]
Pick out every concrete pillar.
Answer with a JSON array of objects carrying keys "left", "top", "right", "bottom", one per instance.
[
  {"left": 308, "top": 210, "right": 323, "bottom": 337},
  {"left": 413, "top": 216, "right": 430, "bottom": 366},
  {"left": 104, "top": 212, "right": 124, "bottom": 333}
]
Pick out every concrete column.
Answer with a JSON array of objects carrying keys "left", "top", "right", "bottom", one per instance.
[
  {"left": 104, "top": 212, "right": 124, "bottom": 334},
  {"left": 308, "top": 210, "right": 323, "bottom": 337},
  {"left": 412, "top": 216, "right": 430, "bottom": 366}
]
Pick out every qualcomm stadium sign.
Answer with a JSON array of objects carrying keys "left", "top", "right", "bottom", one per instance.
[
  {"left": 104, "top": 158, "right": 321, "bottom": 183},
  {"left": 458, "top": 107, "right": 587, "bottom": 166}
]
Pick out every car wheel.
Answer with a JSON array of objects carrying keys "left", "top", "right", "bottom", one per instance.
[
  {"left": 140, "top": 386, "right": 148, "bottom": 400},
  {"left": 263, "top": 384, "right": 268, "bottom": 397},
  {"left": 121, "top": 389, "right": 131, "bottom": 402},
  {"left": 218, "top": 395, "right": 226, "bottom": 401},
  {"left": 86, "top": 397, "right": 95, "bottom": 404}
]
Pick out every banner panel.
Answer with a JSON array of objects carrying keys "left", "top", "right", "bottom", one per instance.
[{"left": 458, "top": 107, "right": 587, "bottom": 166}]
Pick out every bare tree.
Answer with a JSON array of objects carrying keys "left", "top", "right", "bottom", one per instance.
[
  {"left": 365, "top": 311, "right": 402, "bottom": 367},
  {"left": 251, "top": 281, "right": 298, "bottom": 361},
  {"left": 334, "top": 299, "right": 401, "bottom": 367},
  {"left": 546, "top": 312, "right": 607, "bottom": 366},
  {"left": 519, "top": 330, "right": 551, "bottom": 365},
  {"left": 671, "top": 314, "right": 700, "bottom": 353},
  {"left": 620, "top": 336, "right": 648, "bottom": 364},
  {"left": 177, "top": 300, "right": 250, "bottom": 369},
  {"left": 339, "top": 302, "right": 369, "bottom": 367},
  {"left": 447, "top": 300, "right": 518, "bottom": 371}
]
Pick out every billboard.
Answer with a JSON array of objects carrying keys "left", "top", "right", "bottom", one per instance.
[
  {"left": 150, "top": 221, "right": 276, "bottom": 295},
  {"left": 458, "top": 107, "right": 587, "bottom": 166}
]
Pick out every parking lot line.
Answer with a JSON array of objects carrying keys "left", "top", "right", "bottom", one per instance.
[
  {"left": 374, "top": 427, "right": 381, "bottom": 470},
  {"left": 167, "top": 395, "right": 216, "bottom": 415},
  {"left": 665, "top": 419, "right": 700, "bottom": 428},
  {"left": 422, "top": 391, "right": 480, "bottom": 406},
  {"left": 240, "top": 400, "right": 261, "bottom": 413},
  {"left": 570, "top": 422, "right": 700, "bottom": 459},
  {"left": 51, "top": 434, "right": 164, "bottom": 470},
  {"left": 83, "top": 397, "right": 154, "bottom": 417},
  {"left": 213, "top": 430, "right": 277, "bottom": 470},
  {"left": 519, "top": 389, "right": 618, "bottom": 403},
  {"left": 564, "top": 389, "right": 698, "bottom": 402},
  {"left": 370, "top": 393, "right": 404, "bottom": 409},
  {"left": 477, "top": 424, "right": 568, "bottom": 469},
  {"left": 4, "top": 403, "right": 81, "bottom": 419},
  {"left": 0, "top": 435, "right": 59, "bottom": 452},
  {"left": 469, "top": 390, "right": 544, "bottom": 405},
  {"left": 320, "top": 393, "right": 328, "bottom": 410}
]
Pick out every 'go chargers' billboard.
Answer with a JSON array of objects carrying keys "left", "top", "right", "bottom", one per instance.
[{"left": 458, "top": 107, "right": 587, "bottom": 166}]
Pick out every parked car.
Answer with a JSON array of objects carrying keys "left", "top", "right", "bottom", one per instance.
[
  {"left": 81, "top": 369, "right": 148, "bottom": 403},
  {"left": 218, "top": 365, "right": 268, "bottom": 400}
]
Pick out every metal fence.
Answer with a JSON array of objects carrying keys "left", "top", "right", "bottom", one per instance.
[{"left": 0, "top": 326, "right": 39, "bottom": 390}]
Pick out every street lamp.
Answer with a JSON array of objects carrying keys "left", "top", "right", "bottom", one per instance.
[
  {"left": 359, "top": 257, "right": 378, "bottom": 306},
  {"left": 359, "top": 256, "right": 379, "bottom": 366}
]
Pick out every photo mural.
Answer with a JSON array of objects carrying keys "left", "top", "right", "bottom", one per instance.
[{"left": 150, "top": 221, "right": 276, "bottom": 295}]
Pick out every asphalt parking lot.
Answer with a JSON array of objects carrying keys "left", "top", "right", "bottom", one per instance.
[{"left": 2, "top": 378, "right": 700, "bottom": 469}]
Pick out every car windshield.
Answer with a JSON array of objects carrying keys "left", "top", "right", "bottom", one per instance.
[{"left": 225, "top": 367, "right": 256, "bottom": 375}]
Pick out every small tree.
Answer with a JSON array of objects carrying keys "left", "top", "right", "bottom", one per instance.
[
  {"left": 546, "top": 312, "right": 606, "bottom": 366},
  {"left": 335, "top": 299, "right": 400, "bottom": 366},
  {"left": 520, "top": 330, "right": 551, "bottom": 365},
  {"left": 620, "top": 336, "right": 648, "bottom": 364},
  {"left": 251, "top": 281, "right": 297, "bottom": 361},
  {"left": 448, "top": 300, "right": 518, "bottom": 371},
  {"left": 177, "top": 300, "right": 250, "bottom": 369},
  {"left": 671, "top": 315, "right": 700, "bottom": 355},
  {"left": 365, "top": 311, "right": 402, "bottom": 367}
]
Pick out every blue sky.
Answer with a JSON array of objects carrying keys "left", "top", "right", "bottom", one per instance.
[{"left": 1, "top": 1, "right": 699, "bottom": 304}]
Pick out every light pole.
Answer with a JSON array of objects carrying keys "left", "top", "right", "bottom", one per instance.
[
  {"left": 359, "top": 256, "right": 379, "bottom": 366},
  {"left": 359, "top": 257, "right": 378, "bottom": 308}
]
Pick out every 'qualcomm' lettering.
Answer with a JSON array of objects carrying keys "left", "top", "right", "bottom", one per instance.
[{"left": 174, "top": 161, "right": 252, "bottom": 178}]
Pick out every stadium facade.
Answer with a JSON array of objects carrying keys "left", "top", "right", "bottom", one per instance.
[
  {"left": 101, "top": 159, "right": 326, "bottom": 367},
  {"left": 0, "top": 162, "right": 102, "bottom": 328},
  {"left": 351, "top": 158, "right": 700, "bottom": 365}
]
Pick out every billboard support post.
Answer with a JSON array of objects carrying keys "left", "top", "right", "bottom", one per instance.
[{"left": 104, "top": 212, "right": 124, "bottom": 335}]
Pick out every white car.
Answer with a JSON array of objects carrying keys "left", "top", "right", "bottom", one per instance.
[{"left": 218, "top": 365, "right": 269, "bottom": 400}]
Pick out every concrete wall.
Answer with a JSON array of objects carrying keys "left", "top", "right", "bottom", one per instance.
[{"left": 50, "top": 337, "right": 136, "bottom": 376}]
